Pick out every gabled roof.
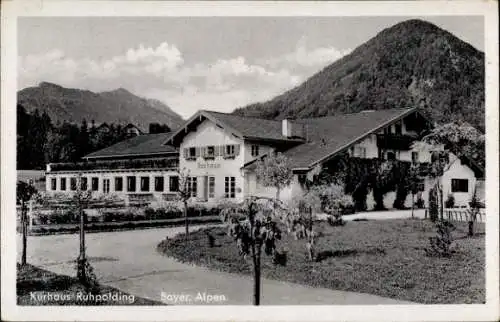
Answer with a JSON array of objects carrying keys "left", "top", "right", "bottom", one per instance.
[
  {"left": 164, "top": 110, "right": 304, "bottom": 145},
  {"left": 84, "top": 132, "right": 177, "bottom": 160},
  {"left": 282, "top": 108, "right": 422, "bottom": 169}
]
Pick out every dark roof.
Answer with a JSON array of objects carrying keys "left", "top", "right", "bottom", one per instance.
[
  {"left": 165, "top": 110, "right": 304, "bottom": 145},
  {"left": 203, "top": 111, "right": 295, "bottom": 141},
  {"left": 84, "top": 133, "right": 177, "bottom": 159},
  {"left": 282, "top": 108, "right": 419, "bottom": 169}
]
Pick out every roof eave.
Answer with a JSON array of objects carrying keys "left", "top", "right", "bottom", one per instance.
[{"left": 83, "top": 151, "right": 179, "bottom": 160}]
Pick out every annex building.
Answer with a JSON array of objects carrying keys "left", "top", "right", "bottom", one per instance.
[{"left": 45, "top": 107, "right": 484, "bottom": 209}]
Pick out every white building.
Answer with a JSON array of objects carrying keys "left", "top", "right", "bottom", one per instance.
[
  {"left": 45, "top": 133, "right": 179, "bottom": 204},
  {"left": 46, "top": 107, "right": 484, "bottom": 209}
]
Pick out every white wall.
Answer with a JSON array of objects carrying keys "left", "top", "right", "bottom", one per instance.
[
  {"left": 441, "top": 154, "right": 477, "bottom": 207},
  {"left": 245, "top": 172, "right": 303, "bottom": 204},
  {"left": 243, "top": 142, "right": 274, "bottom": 164},
  {"left": 180, "top": 120, "right": 246, "bottom": 202}
]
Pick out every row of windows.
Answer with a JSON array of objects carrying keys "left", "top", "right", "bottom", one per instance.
[
  {"left": 50, "top": 176, "right": 179, "bottom": 193},
  {"left": 183, "top": 144, "right": 241, "bottom": 160},
  {"left": 50, "top": 175, "right": 239, "bottom": 199}
]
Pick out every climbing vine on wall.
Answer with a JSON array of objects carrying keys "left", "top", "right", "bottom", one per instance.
[{"left": 307, "top": 153, "right": 428, "bottom": 211}]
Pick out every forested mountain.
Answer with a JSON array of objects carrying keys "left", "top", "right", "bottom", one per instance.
[
  {"left": 17, "top": 82, "right": 185, "bottom": 130},
  {"left": 234, "top": 19, "right": 485, "bottom": 132}
]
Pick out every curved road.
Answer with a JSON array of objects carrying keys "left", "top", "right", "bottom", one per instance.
[{"left": 19, "top": 225, "right": 412, "bottom": 305}]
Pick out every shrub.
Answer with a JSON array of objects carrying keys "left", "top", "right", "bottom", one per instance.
[
  {"left": 415, "top": 196, "right": 425, "bottom": 209},
  {"left": 425, "top": 220, "right": 456, "bottom": 257},
  {"left": 445, "top": 194, "right": 455, "bottom": 208}
]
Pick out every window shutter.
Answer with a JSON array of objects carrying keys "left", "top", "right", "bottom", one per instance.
[
  {"left": 195, "top": 147, "right": 200, "bottom": 157},
  {"left": 183, "top": 148, "right": 188, "bottom": 158},
  {"left": 235, "top": 144, "right": 240, "bottom": 156}
]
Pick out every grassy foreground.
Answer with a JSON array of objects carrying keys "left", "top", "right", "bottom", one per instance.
[
  {"left": 158, "top": 219, "right": 485, "bottom": 304},
  {"left": 17, "top": 264, "right": 161, "bottom": 305}
]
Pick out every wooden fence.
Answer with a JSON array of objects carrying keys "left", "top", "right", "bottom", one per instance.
[{"left": 443, "top": 208, "right": 486, "bottom": 223}]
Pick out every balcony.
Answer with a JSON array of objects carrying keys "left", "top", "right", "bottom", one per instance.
[
  {"left": 376, "top": 134, "right": 416, "bottom": 150},
  {"left": 47, "top": 158, "right": 179, "bottom": 173}
]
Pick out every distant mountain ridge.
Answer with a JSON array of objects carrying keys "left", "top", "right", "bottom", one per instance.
[
  {"left": 234, "top": 19, "right": 485, "bottom": 132},
  {"left": 17, "top": 82, "right": 185, "bottom": 130}
]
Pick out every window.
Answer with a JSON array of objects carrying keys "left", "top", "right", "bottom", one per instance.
[
  {"left": 70, "top": 177, "right": 77, "bottom": 191},
  {"left": 140, "top": 177, "right": 150, "bottom": 192},
  {"left": 224, "top": 144, "right": 239, "bottom": 158},
  {"left": 187, "top": 147, "right": 196, "bottom": 160},
  {"left": 51, "top": 178, "right": 57, "bottom": 190},
  {"left": 103, "top": 179, "right": 110, "bottom": 194},
  {"left": 226, "top": 145, "right": 235, "bottom": 156},
  {"left": 251, "top": 145, "right": 260, "bottom": 157},
  {"left": 81, "top": 177, "right": 88, "bottom": 191},
  {"left": 204, "top": 146, "right": 215, "bottom": 159},
  {"left": 412, "top": 151, "right": 419, "bottom": 163},
  {"left": 186, "top": 177, "right": 197, "bottom": 198},
  {"left": 225, "top": 177, "right": 236, "bottom": 198},
  {"left": 127, "top": 176, "right": 136, "bottom": 192},
  {"left": 354, "top": 146, "right": 367, "bottom": 158},
  {"left": 387, "top": 151, "right": 396, "bottom": 161},
  {"left": 154, "top": 176, "right": 164, "bottom": 192},
  {"left": 208, "top": 176, "right": 215, "bottom": 198},
  {"left": 169, "top": 176, "right": 179, "bottom": 192},
  {"left": 60, "top": 178, "right": 66, "bottom": 191},
  {"left": 114, "top": 177, "right": 123, "bottom": 191},
  {"left": 451, "top": 179, "right": 468, "bottom": 193},
  {"left": 395, "top": 123, "right": 402, "bottom": 135},
  {"left": 91, "top": 177, "right": 99, "bottom": 191}
]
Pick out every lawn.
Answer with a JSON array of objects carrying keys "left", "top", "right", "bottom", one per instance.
[
  {"left": 157, "top": 219, "right": 485, "bottom": 304},
  {"left": 17, "top": 263, "right": 161, "bottom": 305}
]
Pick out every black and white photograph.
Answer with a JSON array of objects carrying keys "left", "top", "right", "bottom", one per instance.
[{"left": 1, "top": 1, "right": 499, "bottom": 321}]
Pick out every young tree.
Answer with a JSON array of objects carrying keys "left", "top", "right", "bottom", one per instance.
[
  {"left": 72, "top": 175, "right": 94, "bottom": 285},
  {"left": 176, "top": 168, "right": 193, "bottom": 242},
  {"left": 415, "top": 121, "right": 484, "bottom": 221},
  {"left": 255, "top": 152, "right": 293, "bottom": 204},
  {"left": 288, "top": 191, "right": 320, "bottom": 261},
  {"left": 17, "top": 180, "right": 38, "bottom": 266},
  {"left": 406, "top": 164, "right": 422, "bottom": 219},
  {"left": 224, "top": 196, "right": 283, "bottom": 305},
  {"left": 468, "top": 188, "right": 481, "bottom": 237}
]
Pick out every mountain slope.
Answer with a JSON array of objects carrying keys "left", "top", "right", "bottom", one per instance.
[
  {"left": 17, "top": 82, "right": 185, "bottom": 130},
  {"left": 234, "top": 19, "right": 485, "bottom": 132}
]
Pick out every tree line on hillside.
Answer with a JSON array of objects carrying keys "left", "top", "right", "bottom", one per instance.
[{"left": 17, "top": 104, "right": 171, "bottom": 170}]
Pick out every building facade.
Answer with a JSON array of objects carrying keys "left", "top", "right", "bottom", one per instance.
[{"left": 46, "top": 107, "right": 484, "bottom": 209}]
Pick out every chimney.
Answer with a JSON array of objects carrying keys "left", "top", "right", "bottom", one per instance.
[{"left": 282, "top": 119, "right": 293, "bottom": 137}]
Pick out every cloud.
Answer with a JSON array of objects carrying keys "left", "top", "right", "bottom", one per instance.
[{"left": 18, "top": 40, "right": 347, "bottom": 118}]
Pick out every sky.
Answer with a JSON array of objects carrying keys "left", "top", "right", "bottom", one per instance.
[{"left": 18, "top": 16, "right": 484, "bottom": 119}]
